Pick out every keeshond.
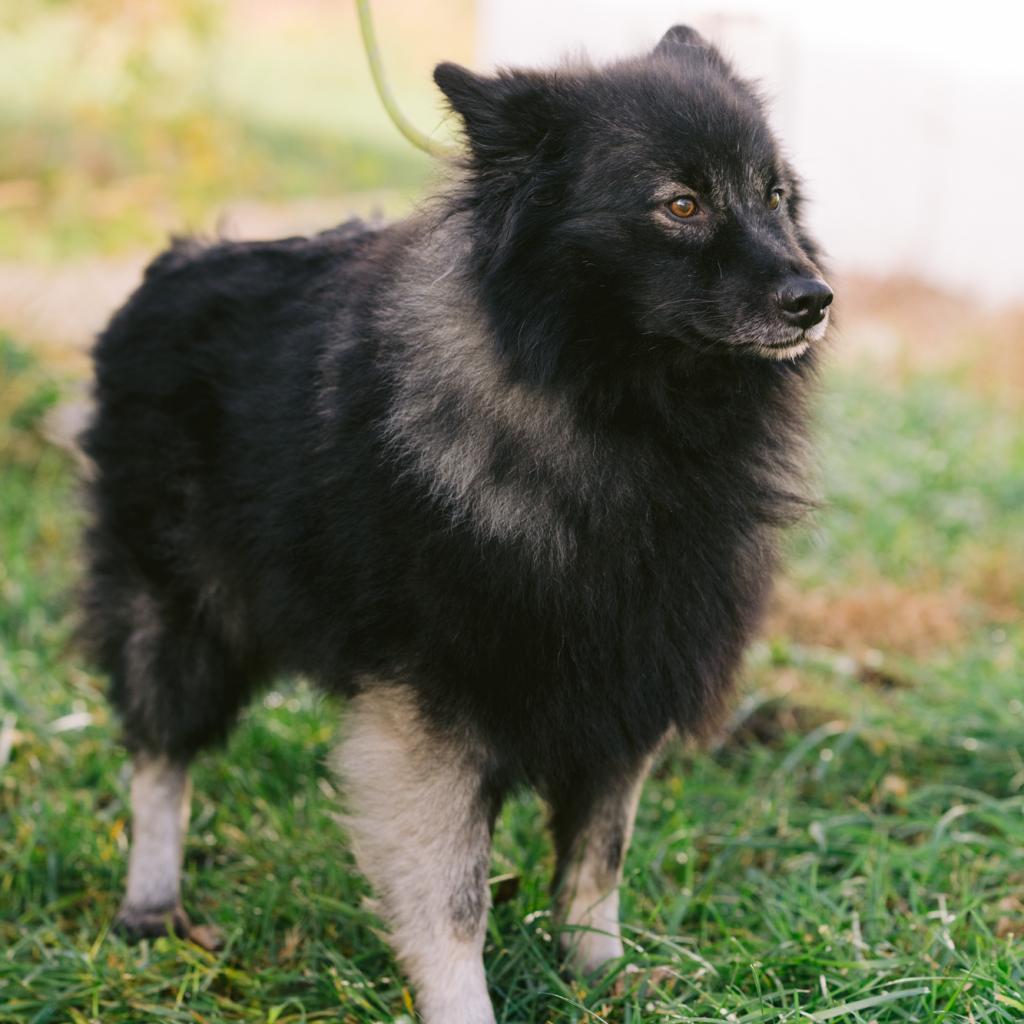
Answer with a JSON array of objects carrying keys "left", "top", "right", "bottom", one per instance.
[{"left": 81, "top": 24, "right": 832, "bottom": 1023}]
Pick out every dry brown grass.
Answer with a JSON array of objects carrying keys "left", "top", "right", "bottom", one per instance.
[
  {"left": 764, "top": 542, "right": 1023, "bottom": 664},
  {"left": 765, "top": 577, "right": 969, "bottom": 658},
  {"left": 960, "top": 544, "right": 1024, "bottom": 623},
  {"left": 835, "top": 274, "right": 1024, "bottom": 407}
]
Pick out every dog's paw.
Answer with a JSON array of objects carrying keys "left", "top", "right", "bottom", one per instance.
[
  {"left": 114, "top": 902, "right": 190, "bottom": 941},
  {"left": 559, "top": 929, "right": 626, "bottom": 977},
  {"left": 114, "top": 903, "right": 223, "bottom": 951}
]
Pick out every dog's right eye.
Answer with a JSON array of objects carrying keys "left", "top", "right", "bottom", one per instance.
[{"left": 668, "top": 196, "right": 699, "bottom": 219}]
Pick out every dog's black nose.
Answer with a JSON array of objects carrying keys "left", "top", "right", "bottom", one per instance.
[{"left": 776, "top": 277, "right": 833, "bottom": 329}]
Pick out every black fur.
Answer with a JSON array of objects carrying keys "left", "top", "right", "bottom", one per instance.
[{"left": 82, "top": 28, "right": 828, "bottom": 872}]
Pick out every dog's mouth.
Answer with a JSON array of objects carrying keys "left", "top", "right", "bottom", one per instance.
[
  {"left": 755, "top": 335, "right": 812, "bottom": 361},
  {"left": 751, "top": 310, "right": 830, "bottom": 362},
  {"left": 683, "top": 309, "right": 830, "bottom": 362}
]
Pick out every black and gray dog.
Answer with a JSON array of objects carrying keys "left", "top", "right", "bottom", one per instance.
[{"left": 81, "top": 25, "right": 831, "bottom": 1022}]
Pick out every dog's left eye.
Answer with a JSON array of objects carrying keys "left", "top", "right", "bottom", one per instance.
[
  {"left": 768, "top": 189, "right": 783, "bottom": 211},
  {"left": 668, "top": 196, "right": 699, "bottom": 219}
]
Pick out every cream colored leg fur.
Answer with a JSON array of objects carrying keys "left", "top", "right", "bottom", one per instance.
[
  {"left": 556, "top": 767, "right": 649, "bottom": 974},
  {"left": 122, "top": 754, "right": 191, "bottom": 919},
  {"left": 334, "top": 689, "right": 497, "bottom": 1024}
]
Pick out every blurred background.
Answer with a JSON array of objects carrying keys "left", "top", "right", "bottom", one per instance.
[
  {"left": 2, "top": 3, "right": 1022, "bottom": 1021},
  {"left": 2, "top": 0, "right": 1024, "bottom": 351}
]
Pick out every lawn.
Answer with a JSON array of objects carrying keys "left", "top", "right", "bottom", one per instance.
[
  {"left": 1, "top": 325, "right": 1022, "bottom": 1023},
  {"left": 2, "top": 3, "right": 1023, "bottom": 1021}
]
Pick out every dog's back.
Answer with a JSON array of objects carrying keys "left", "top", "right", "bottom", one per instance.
[{"left": 81, "top": 222, "right": 388, "bottom": 756}]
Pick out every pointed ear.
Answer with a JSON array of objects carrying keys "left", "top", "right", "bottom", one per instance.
[
  {"left": 653, "top": 24, "right": 727, "bottom": 68},
  {"left": 434, "top": 62, "right": 563, "bottom": 162}
]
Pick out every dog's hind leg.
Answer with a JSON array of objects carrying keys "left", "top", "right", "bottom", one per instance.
[
  {"left": 549, "top": 759, "right": 651, "bottom": 975},
  {"left": 334, "top": 689, "right": 501, "bottom": 1024},
  {"left": 96, "top": 587, "right": 250, "bottom": 949}
]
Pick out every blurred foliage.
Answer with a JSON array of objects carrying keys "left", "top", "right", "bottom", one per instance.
[
  {"left": 2, "top": 0, "right": 228, "bottom": 255},
  {"left": 0, "top": 0, "right": 447, "bottom": 260},
  {"left": 0, "top": 335, "right": 62, "bottom": 459}
]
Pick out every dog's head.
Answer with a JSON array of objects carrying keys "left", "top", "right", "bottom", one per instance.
[{"left": 436, "top": 26, "right": 831, "bottom": 371}]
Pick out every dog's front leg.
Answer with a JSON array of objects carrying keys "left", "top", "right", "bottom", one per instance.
[
  {"left": 116, "top": 753, "right": 192, "bottom": 937},
  {"left": 334, "top": 689, "right": 500, "bottom": 1024},
  {"left": 549, "top": 760, "right": 651, "bottom": 975}
]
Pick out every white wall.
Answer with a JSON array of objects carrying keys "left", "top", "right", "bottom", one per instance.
[{"left": 477, "top": 0, "right": 1024, "bottom": 306}]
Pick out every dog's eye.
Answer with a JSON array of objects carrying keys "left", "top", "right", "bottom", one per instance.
[
  {"left": 768, "top": 189, "right": 783, "bottom": 211},
  {"left": 668, "top": 196, "right": 699, "bottom": 219}
]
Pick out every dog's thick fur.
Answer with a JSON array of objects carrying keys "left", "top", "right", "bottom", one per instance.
[{"left": 81, "top": 26, "right": 830, "bottom": 1022}]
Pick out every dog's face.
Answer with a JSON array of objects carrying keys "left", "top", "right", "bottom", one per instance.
[{"left": 436, "top": 25, "right": 831, "bottom": 365}]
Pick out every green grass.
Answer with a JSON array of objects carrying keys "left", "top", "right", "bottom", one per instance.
[
  {"left": 788, "top": 368, "right": 1024, "bottom": 588},
  {"left": 2, "top": 334, "right": 1022, "bottom": 1022}
]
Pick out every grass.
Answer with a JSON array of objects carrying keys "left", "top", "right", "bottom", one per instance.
[{"left": 1, "top": 329, "right": 1022, "bottom": 1023}]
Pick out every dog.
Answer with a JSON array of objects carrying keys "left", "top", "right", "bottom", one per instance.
[{"left": 80, "top": 25, "right": 831, "bottom": 1023}]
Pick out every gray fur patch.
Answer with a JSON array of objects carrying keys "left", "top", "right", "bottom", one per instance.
[
  {"left": 375, "top": 217, "right": 605, "bottom": 567},
  {"left": 450, "top": 841, "right": 493, "bottom": 941}
]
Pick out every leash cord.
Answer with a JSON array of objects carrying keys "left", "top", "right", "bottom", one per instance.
[{"left": 354, "top": 0, "right": 455, "bottom": 159}]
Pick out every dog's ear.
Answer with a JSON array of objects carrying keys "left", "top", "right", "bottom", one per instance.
[
  {"left": 434, "top": 62, "right": 564, "bottom": 162},
  {"left": 653, "top": 24, "right": 726, "bottom": 68}
]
